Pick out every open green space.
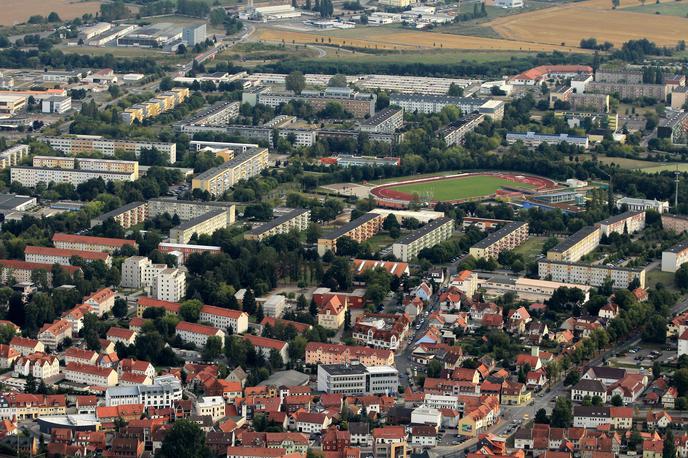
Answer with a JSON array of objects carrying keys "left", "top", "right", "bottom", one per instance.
[
  {"left": 623, "top": 1, "right": 688, "bottom": 16},
  {"left": 639, "top": 163, "right": 688, "bottom": 174},
  {"left": 512, "top": 236, "right": 547, "bottom": 263},
  {"left": 314, "top": 49, "right": 536, "bottom": 64},
  {"left": 367, "top": 233, "right": 395, "bottom": 251},
  {"left": 646, "top": 269, "right": 677, "bottom": 290},
  {"left": 572, "top": 154, "right": 688, "bottom": 173},
  {"left": 385, "top": 175, "right": 535, "bottom": 201}
]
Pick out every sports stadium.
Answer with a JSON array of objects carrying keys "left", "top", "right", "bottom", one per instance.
[{"left": 370, "top": 172, "right": 559, "bottom": 207}]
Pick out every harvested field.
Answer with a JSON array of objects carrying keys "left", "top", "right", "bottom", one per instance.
[
  {"left": 1, "top": 0, "right": 102, "bottom": 26},
  {"left": 254, "top": 27, "right": 584, "bottom": 52},
  {"left": 489, "top": 0, "right": 688, "bottom": 47}
]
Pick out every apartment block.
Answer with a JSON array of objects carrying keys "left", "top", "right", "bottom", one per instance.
[
  {"left": 173, "top": 101, "right": 240, "bottom": 132},
  {"left": 546, "top": 226, "right": 601, "bottom": 262},
  {"left": 0, "top": 95, "right": 27, "bottom": 116},
  {"left": 392, "top": 217, "right": 454, "bottom": 262},
  {"left": 32, "top": 156, "right": 139, "bottom": 178},
  {"left": 441, "top": 113, "right": 485, "bottom": 146},
  {"left": 199, "top": 305, "right": 249, "bottom": 334},
  {"left": 175, "top": 321, "right": 225, "bottom": 348},
  {"left": 152, "top": 267, "right": 186, "bottom": 303},
  {"left": 90, "top": 201, "right": 149, "bottom": 229},
  {"left": 105, "top": 375, "right": 182, "bottom": 408},
  {"left": 10, "top": 166, "right": 135, "bottom": 187},
  {"left": 121, "top": 87, "right": 189, "bottom": 125},
  {"left": 360, "top": 107, "right": 404, "bottom": 134},
  {"left": 24, "top": 246, "right": 112, "bottom": 267},
  {"left": 148, "top": 199, "right": 236, "bottom": 226},
  {"left": 538, "top": 259, "right": 645, "bottom": 289},
  {"left": 169, "top": 209, "right": 229, "bottom": 244},
  {"left": 157, "top": 243, "right": 221, "bottom": 264},
  {"left": 585, "top": 82, "right": 667, "bottom": 101},
  {"left": 468, "top": 221, "right": 529, "bottom": 260},
  {"left": 121, "top": 256, "right": 151, "bottom": 289},
  {"left": 570, "top": 93, "right": 610, "bottom": 113},
  {"left": 0, "top": 145, "right": 28, "bottom": 170},
  {"left": 64, "top": 363, "right": 118, "bottom": 387},
  {"left": 37, "top": 319, "right": 72, "bottom": 349},
  {"left": 257, "top": 89, "right": 376, "bottom": 118},
  {"left": 37, "top": 136, "right": 177, "bottom": 164},
  {"left": 305, "top": 342, "right": 395, "bottom": 367},
  {"left": 480, "top": 276, "right": 591, "bottom": 302},
  {"left": 318, "top": 213, "right": 385, "bottom": 256},
  {"left": 662, "top": 214, "right": 688, "bottom": 233},
  {"left": 389, "top": 94, "right": 504, "bottom": 120},
  {"left": 0, "top": 260, "right": 80, "bottom": 287},
  {"left": 317, "top": 363, "right": 398, "bottom": 396},
  {"left": 244, "top": 208, "right": 311, "bottom": 241},
  {"left": 121, "top": 256, "right": 185, "bottom": 301},
  {"left": 596, "top": 211, "right": 646, "bottom": 237},
  {"left": 662, "top": 240, "right": 688, "bottom": 273},
  {"left": 52, "top": 233, "right": 137, "bottom": 253},
  {"left": 192, "top": 147, "right": 269, "bottom": 197}
]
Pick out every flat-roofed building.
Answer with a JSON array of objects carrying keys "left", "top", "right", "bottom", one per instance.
[
  {"left": 0, "top": 94, "right": 26, "bottom": 116},
  {"left": 480, "top": 275, "right": 592, "bottom": 302},
  {"left": 538, "top": 259, "right": 645, "bottom": 289},
  {"left": 257, "top": 89, "right": 376, "bottom": 118},
  {"left": 392, "top": 217, "right": 454, "bottom": 262},
  {"left": 389, "top": 94, "right": 504, "bottom": 120},
  {"left": 169, "top": 209, "right": 228, "bottom": 244},
  {"left": 90, "top": 201, "right": 149, "bottom": 229},
  {"left": 36, "top": 136, "right": 177, "bottom": 164},
  {"left": 157, "top": 243, "right": 221, "bottom": 264},
  {"left": 360, "top": 107, "right": 404, "bottom": 134},
  {"left": 506, "top": 131, "right": 589, "bottom": 149},
  {"left": 318, "top": 212, "right": 385, "bottom": 256},
  {"left": 0, "top": 145, "right": 29, "bottom": 170},
  {"left": 662, "top": 240, "right": 688, "bottom": 273},
  {"left": 546, "top": 226, "right": 600, "bottom": 262},
  {"left": 32, "top": 156, "right": 139, "bottom": 178},
  {"left": 52, "top": 233, "right": 137, "bottom": 253},
  {"left": 152, "top": 267, "right": 186, "bottom": 303},
  {"left": 148, "top": 199, "right": 236, "bottom": 226},
  {"left": 11, "top": 167, "right": 136, "bottom": 187},
  {"left": 596, "top": 211, "right": 646, "bottom": 237},
  {"left": 469, "top": 221, "right": 529, "bottom": 260},
  {"left": 662, "top": 214, "right": 688, "bottom": 233},
  {"left": 192, "top": 147, "right": 269, "bottom": 197},
  {"left": 244, "top": 208, "right": 311, "bottom": 241},
  {"left": 317, "top": 363, "right": 398, "bottom": 395},
  {"left": 441, "top": 113, "right": 484, "bottom": 146}
]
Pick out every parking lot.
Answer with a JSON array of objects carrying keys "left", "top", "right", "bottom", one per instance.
[{"left": 606, "top": 343, "right": 677, "bottom": 369}]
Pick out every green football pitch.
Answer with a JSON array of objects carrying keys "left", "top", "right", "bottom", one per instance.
[{"left": 386, "top": 175, "right": 535, "bottom": 201}]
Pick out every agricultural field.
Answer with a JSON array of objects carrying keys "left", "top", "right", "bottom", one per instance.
[
  {"left": 253, "top": 26, "right": 582, "bottom": 52},
  {"left": 488, "top": 0, "right": 688, "bottom": 47},
  {"left": 637, "top": 163, "right": 688, "bottom": 174},
  {"left": 1, "top": 0, "right": 102, "bottom": 26},
  {"left": 381, "top": 175, "right": 535, "bottom": 202},
  {"left": 623, "top": 1, "right": 688, "bottom": 17}
]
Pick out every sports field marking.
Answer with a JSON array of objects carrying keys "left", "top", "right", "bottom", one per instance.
[{"left": 385, "top": 175, "right": 535, "bottom": 201}]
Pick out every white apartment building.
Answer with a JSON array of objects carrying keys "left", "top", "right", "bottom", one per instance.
[
  {"left": 168, "top": 209, "right": 228, "bottom": 244},
  {"left": 596, "top": 211, "right": 646, "bottom": 238},
  {"left": 37, "top": 319, "right": 72, "bottom": 349},
  {"left": 392, "top": 217, "right": 454, "bottom": 262},
  {"left": 244, "top": 208, "right": 311, "bottom": 241},
  {"left": 0, "top": 144, "right": 29, "bottom": 170},
  {"left": 32, "top": 156, "right": 139, "bottom": 177},
  {"left": 199, "top": 305, "right": 249, "bottom": 334},
  {"left": 546, "top": 226, "right": 601, "bottom": 263},
  {"left": 260, "top": 295, "right": 286, "bottom": 318},
  {"left": 423, "top": 394, "right": 459, "bottom": 410},
  {"left": 13, "top": 353, "right": 60, "bottom": 380},
  {"left": 538, "top": 260, "right": 646, "bottom": 289},
  {"left": 105, "top": 375, "right": 182, "bottom": 407},
  {"left": 469, "top": 221, "right": 529, "bottom": 260},
  {"left": 152, "top": 267, "right": 186, "bottom": 302},
  {"left": 120, "top": 256, "right": 151, "bottom": 289},
  {"left": 10, "top": 167, "right": 135, "bottom": 187},
  {"left": 192, "top": 147, "right": 269, "bottom": 197},
  {"left": 83, "top": 288, "right": 116, "bottom": 317},
  {"left": 194, "top": 396, "right": 226, "bottom": 422},
  {"left": 64, "top": 362, "right": 119, "bottom": 386},
  {"left": 662, "top": 240, "right": 688, "bottom": 273},
  {"left": 317, "top": 363, "right": 398, "bottom": 395},
  {"left": 175, "top": 321, "right": 225, "bottom": 348},
  {"left": 52, "top": 233, "right": 136, "bottom": 253},
  {"left": 37, "top": 136, "right": 177, "bottom": 163},
  {"left": 24, "top": 246, "right": 112, "bottom": 267},
  {"left": 617, "top": 197, "right": 669, "bottom": 214}
]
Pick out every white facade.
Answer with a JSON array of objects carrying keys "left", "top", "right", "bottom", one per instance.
[
  {"left": 199, "top": 306, "right": 248, "bottom": 334},
  {"left": 10, "top": 167, "right": 135, "bottom": 187},
  {"left": 662, "top": 241, "right": 688, "bottom": 273},
  {"left": 617, "top": 197, "right": 669, "bottom": 214},
  {"left": 105, "top": 375, "right": 182, "bottom": 407},
  {"left": 317, "top": 364, "right": 398, "bottom": 395},
  {"left": 538, "top": 260, "right": 645, "bottom": 289},
  {"left": 152, "top": 267, "right": 186, "bottom": 302},
  {"left": 176, "top": 322, "right": 225, "bottom": 348},
  {"left": 194, "top": 396, "right": 226, "bottom": 422},
  {"left": 411, "top": 405, "right": 441, "bottom": 428}
]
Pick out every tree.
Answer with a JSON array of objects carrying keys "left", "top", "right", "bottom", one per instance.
[
  {"left": 255, "top": 304, "right": 265, "bottom": 323},
  {"left": 243, "top": 289, "right": 256, "bottom": 315},
  {"left": 427, "top": 360, "right": 442, "bottom": 378},
  {"left": 344, "top": 309, "right": 351, "bottom": 330},
  {"left": 112, "top": 298, "right": 128, "bottom": 318},
  {"left": 25, "top": 373, "right": 37, "bottom": 394},
  {"left": 550, "top": 397, "right": 572, "bottom": 428},
  {"left": 447, "top": 83, "right": 464, "bottom": 96},
  {"left": 611, "top": 394, "right": 623, "bottom": 406},
  {"left": 564, "top": 371, "right": 580, "bottom": 386},
  {"left": 160, "top": 76, "right": 174, "bottom": 91},
  {"left": 653, "top": 361, "right": 662, "bottom": 379},
  {"left": 534, "top": 408, "right": 549, "bottom": 424},
  {"left": 309, "top": 298, "right": 318, "bottom": 317},
  {"left": 158, "top": 420, "right": 212, "bottom": 458},
  {"left": 664, "top": 430, "right": 677, "bottom": 458},
  {"left": 285, "top": 71, "right": 306, "bottom": 95},
  {"left": 328, "top": 74, "right": 347, "bottom": 87},
  {"left": 47, "top": 12, "right": 62, "bottom": 22},
  {"left": 676, "top": 264, "right": 688, "bottom": 290},
  {"left": 180, "top": 300, "right": 203, "bottom": 322},
  {"left": 591, "top": 395, "right": 603, "bottom": 406},
  {"left": 83, "top": 312, "right": 101, "bottom": 351},
  {"left": 202, "top": 336, "right": 222, "bottom": 361}
]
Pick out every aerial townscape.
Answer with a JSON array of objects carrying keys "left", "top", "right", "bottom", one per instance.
[{"left": 1, "top": 0, "right": 688, "bottom": 458}]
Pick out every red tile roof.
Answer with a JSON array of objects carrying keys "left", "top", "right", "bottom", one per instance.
[
  {"left": 10, "top": 336, "right": 41, "bottom": 348},
  {"left": 24, "top": 246, "right": 110, "bottom": 261},
  {"left": 244, "top": 334, "right": 287, "bottom": 351},
  {"left": 65, "top": 362, "right": 116, "bottom": 377},
  {"left": 83, "top": 288, "right": 115, "bottom": 304},
  {"left": 176, "top": 321, "right": 222, "bottom": 336},
  {"left": 138, "top": 296, "right": 181, "bottom": 314},
  {"left": 52, "top": 233, "right": 137, "bottom": 248},
  {"left": 0, "top": 259, "right": 81, "bottom": 274},
  {"left": 200, "top": 305, "right": 245, "bottom": 319},
  {"left": 260, "top": 317, "right": 311, "bottom": 333},
  {"left": 106, "top": 327, "right": 136, "bottom": 340}
]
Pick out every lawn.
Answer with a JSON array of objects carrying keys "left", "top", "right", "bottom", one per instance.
[
  {"left": 512, "top": 236, "right": 547, "bottom": 263},
  {"left": 367, "top": 233, "right": 395, "bottom": 251},
  {"left": 639, "top": 163, "right": 688, "bottom": 174},
  {"left": 623, "top": 1, "right": 688, "bottom": 17},
  {"left": 385, "top": 175, "right": 535, "bottom": 201},
  {"left": 646, "top": 270, "right": 676, "bottom": 290}
]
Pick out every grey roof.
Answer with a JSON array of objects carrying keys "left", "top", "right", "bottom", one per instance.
[
  {"left": 319, "top": 363, "right": 368, "bottom": 376},
  {"left": 0, "top": 194, "right": 33, "bottom": 210},
  {"left": 321, "top": 212, "right": 381, "bottom": 241},
  {"left": 348, "top": 421, "right": 370, "bottom": 435},
  {"left": 193, "top": 147, "right": 266, "bottom": 181},
  {"left": 92, "top": 201, "right": 146, "bottom": 223},
  {"left": 390, "top": 93, "right": 488, "bottom": 106},
  {"left": 597, "top": 210, "right": 643, "bottom": 227},
  {"left": 248, "top": 208, "right": 309, "bottom": 236},
  {"left": 538, "top": 259, "right": 644, "bottom": 274},
  {"left": 572, "top": 379, "right": 606, "bottom": 393},
  {"left": 360, "top": 107, "right": 402, "bottom": 126},
  {"left": 587, "top": 366, "right": 626, "bottom": 380},
  {"left": 665, "top": 239, "right": 688, "bottom": 254},
  {"left": 174, "top": 208, "right": 226, "bottom": 231},
  {"left": 573, "top": 406, "right": 610, "bottom": 418},
  {"left": 394, "top": 217, "right": 453, "bottom": 246},
  {"left": 548, "top": 226, "right": 598, "bottom": 253},
  {"left": 257, "top": 369, "right": 310, "bottom": 387},
  {"left": 471, "top": 221, "right": 528, "bottom": 249}
]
